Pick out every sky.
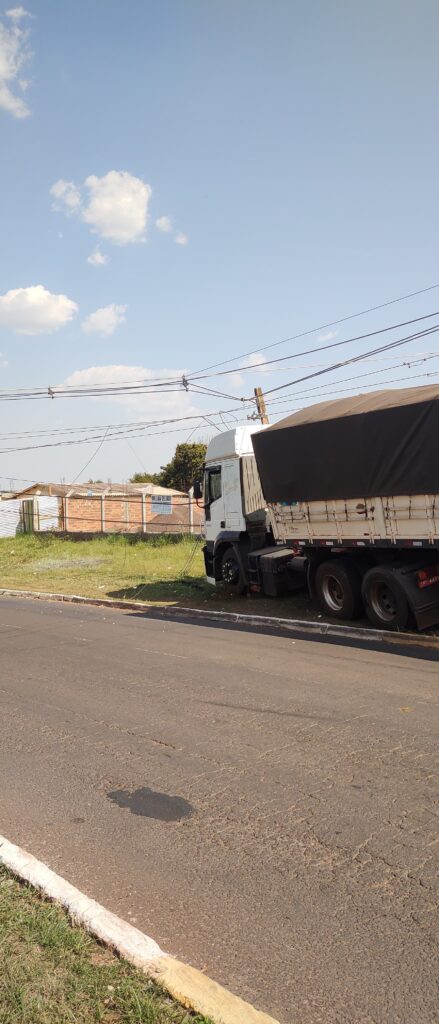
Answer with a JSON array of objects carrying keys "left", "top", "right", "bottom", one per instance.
[{"left": 1, "top": 0, "right": 439, "bottom": 487}]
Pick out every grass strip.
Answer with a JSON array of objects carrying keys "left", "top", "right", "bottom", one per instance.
[{"left": 0, "top": 866, "right": 212, "bottom": 1024}]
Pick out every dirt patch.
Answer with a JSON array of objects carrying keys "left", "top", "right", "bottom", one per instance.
[{"left": 33, "top": 557, "right": 106, "bottom": 570}]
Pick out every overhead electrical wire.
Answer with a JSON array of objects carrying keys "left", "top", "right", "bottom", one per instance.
[
  {"left": 0, "top": 349, "right": 434, "bottom": 444},
  {"left": 1, "top": 307, "right": 439, "bottom": 403},
  {"left": 0, "top": 341, "right": 437, "bottom": 457},
  {"left": 186, "top": 280, "right": 439, "bottom": 377},
  {"left": 0, "top": 418, "right": 252, "bottom": 456},
  {"left": 265, "top": 366, "right": 439, "bottom": 411},
  {"left": 3, "top": 285, "right": 439, "bottom": 486},
  {"left": 187, "top": 311, "right": 439, "bottom": 382},
  {"left": 1, "top": 356, "right": 437, "bottom": 458},
  {"left": 264, "top": 352, "right": 439, "bottom": 406},
  {"left": 262, "top": 323, "right": 439, "bottom": 396},
  {"left": 71, "top": 426, "right": 111, "bottom": 485},
  {"left": 0, "top": 403, "right": 254, "bottom": 450}
]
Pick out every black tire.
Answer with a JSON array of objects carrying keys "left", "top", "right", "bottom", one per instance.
[
  {"left": 361, "top": 567, "right": 409, "bottom": 631},
  {"left": 220, "top": 546, "right": 246, "bottom": 595},
  {"left": 315, "top": 558, "right": 363, "bottom": 620}
]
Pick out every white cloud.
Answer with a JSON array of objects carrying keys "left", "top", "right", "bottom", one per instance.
[
  {"left": 66, "top": 364, "right": 166, "bottom": 389},
  {"left": 174, "top": 232, "right": 188, "bottom": 246},
  {"left": 0, "top": 352, "right": 8, "bottom": 367},
  {"left": 50, "top": 178, "right": 82, "bottom": 213},
  {"left": 82, "top": 303, "right": 127, "bottom": 337},
  {"left": 0, "top": 10, "right": 32, "bottom": 118},
  {"left": 87, "top": 247, "right": 108, "bottom": 267},
  {"left": 82, "top": 171, "right": 151, "bottom": 244},
  {"left": 6, "top": 7, "right": 31, "bottom": 20},
  {"left": 51, "top": 170, "right": 152, "bottom": 245},
  {"left": 0, "top": 285, "right": 78, "bottom": 335},
  {"left": 156, "top": 215, "right": 173, "bottom": 233},
  {"left": 318, "top": 330, "right": 339, "bottom": 342}
]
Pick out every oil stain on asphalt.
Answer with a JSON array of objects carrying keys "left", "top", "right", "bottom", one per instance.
[{"left": 107, "top": 787, "right": 194, "bottom": 822}]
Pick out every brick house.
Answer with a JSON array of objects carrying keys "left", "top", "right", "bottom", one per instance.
[{"left": 12, "top": 482, "right": 203, "bottom": 536}]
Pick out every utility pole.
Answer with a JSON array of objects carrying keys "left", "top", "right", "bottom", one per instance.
[{"left": 254, "top": 386, "right": 269, "bottom": 424}]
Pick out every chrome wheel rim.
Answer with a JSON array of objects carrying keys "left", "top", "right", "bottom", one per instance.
[
  {"left": 369, "top": 581, "right": 396, "bottom": 622},
  {"left": 321, "top": 574, "right": 344, "bottom": 612}
]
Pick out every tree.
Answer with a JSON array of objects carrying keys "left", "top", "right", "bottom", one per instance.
[
  {"left": 158, "top": 442, "right": 207, "bottom": 492},
  {"left": 129, "top": 471, "right": 161, "bottom": 484},
  {"left": 129, "top": 443, "right": 207, "bottom": 492}
]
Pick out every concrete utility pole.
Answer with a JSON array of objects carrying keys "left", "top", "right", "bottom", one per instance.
[{"left": 254, "top": 386, "right": 269, "bottom": 424}]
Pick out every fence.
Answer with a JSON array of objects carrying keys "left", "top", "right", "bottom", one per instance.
[
  {"left": 0, "top": 500, "right": 22, "bottom": 538},
  {"left": 59, "top": 492, "right": 200, "bottom": 535},
  {"left": 0, "top": 491, "right": 202, "bottom": 538}
]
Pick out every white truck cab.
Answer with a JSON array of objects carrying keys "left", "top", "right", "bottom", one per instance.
[{"left": 201, "top": 425, "right": 267, "bottom": 588}]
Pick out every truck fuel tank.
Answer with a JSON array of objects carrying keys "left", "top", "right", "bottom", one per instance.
[{"left": 248, "top": 547, "right": 307, "bottom": 597}]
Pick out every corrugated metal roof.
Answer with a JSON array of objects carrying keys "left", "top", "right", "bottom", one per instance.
[{"left": 12, "top": 482, "right": 187, "bottom": 499}]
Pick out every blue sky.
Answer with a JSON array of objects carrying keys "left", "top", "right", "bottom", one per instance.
[{"left": 1, "top": 0, "right": 439, "bottom": 486}]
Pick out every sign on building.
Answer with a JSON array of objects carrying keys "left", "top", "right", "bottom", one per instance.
[{"left": 151, "top": 494, "right": 173, "bottom": 515}]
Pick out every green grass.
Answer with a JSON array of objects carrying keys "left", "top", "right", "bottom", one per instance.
[
  {"left": 0, "top": 534, "right": 207, "bottom": 603},
  {"left": 0, "top": 532, "right": 319, "bottom": 620},
  {"left": 0, "top": 867, "right": 212, "bottom": 1024}
]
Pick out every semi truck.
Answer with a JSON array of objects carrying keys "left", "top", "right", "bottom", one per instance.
[{"left": 195, "top": 383, "right": 439, "bottom": 631}]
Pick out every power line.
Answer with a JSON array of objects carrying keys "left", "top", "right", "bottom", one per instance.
[
  {"left": 190, "top": 310, "right": 439, "bottom": 383},
  {"left": 0, "top": 400, "right": 258, "bottom": 455},
  {"left": 262, "top": 323, "right": 439, "bottom": 396},
  {"left": 187, "top": 280, "right": 439, "bottom": 377},
  {"left": 71, "top": 426, "right": 110, "bottom": 485},
  {"left": 0, "top": 350, "right": 431, "bottom": 442},
  {"left": 264, "top": 353, "right": 439, "bottom": 406},
  {"left": 0, "top": 417, "right": 239, "bottom": 457},
  {"left": 1, "top": 302, "right": 439, "bottom": 403},
  {"left": 265, "top": 366, "right": 439, "bottom": 411},
  {"left": 1, "top": 346, "right": 436, "bottom": 456}
]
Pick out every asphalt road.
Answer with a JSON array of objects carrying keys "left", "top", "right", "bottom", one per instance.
[{"left": 1, "top": 596, "right": 438, "bottom": 1023}]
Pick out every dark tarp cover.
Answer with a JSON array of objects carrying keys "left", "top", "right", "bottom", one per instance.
[{"left": 251, "top": 384, "right": 439, "bottom": 502}]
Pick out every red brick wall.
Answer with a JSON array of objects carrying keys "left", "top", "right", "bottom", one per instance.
[
  {"left": 144, "top": 495, "right": 203, "bottom": 534},
  {"left": 104, "top": 498, "right": 129, "bottom": 533},
  {"left": 64, "top": 497, "right": 102, "bottom": 533},
  {"left": 60, "top": 493, "right": 203, "bottom": 535}
]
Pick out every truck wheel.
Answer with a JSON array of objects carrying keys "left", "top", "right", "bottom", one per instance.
[
  {"left": 220, "top": 546, "right": 246, "bottom": 595},
  {"left": 361, "top": 567, "right": 409, "bottom": 631},
  {"left": 315, "top": 558, "right": 362, "bottom": 620}
]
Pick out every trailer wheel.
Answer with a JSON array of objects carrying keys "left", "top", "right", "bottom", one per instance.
[
  {"left": 315, "top": 558, "right": 362, "bottom": 620},
  {"left": 361, "top": 567, "right": 409, "bottom": 631},
  {"left": 220, "top": 546, "right": 246, "bottom": 595}
]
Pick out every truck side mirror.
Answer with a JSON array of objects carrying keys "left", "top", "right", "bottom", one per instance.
[{"left": 193, "top": 479, "right": 203, "bottom": 500}]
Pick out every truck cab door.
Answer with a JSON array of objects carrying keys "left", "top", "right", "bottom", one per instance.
[
  {"left": 204, "top": 465, "right": 225, "bottom": 541},
  {"left": 221, "top": 459, "right": 245, "bottom": 530}
]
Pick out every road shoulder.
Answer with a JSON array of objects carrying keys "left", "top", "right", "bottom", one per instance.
[{"left": 0, "top": 833, "right": 279, "bottom": 1024}]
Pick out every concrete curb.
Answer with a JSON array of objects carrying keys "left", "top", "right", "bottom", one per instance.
[
  {"left": 0, "top": 834, "right": 279, "bottom": 1024},
  {"left": 1, "top": 585, "right": 439, "bottom": 650}
]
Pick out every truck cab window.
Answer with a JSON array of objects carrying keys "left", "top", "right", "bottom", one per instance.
[
  {"left": 208, "top": 468, "right": 222, "bottom": 503},
  {"left": 204, "top": 467, "right": 222, "bottom": 521}
]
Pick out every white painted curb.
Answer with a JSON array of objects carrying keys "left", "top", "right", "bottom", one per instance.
[
  {"left": 1, "top": 585, "right": 438, "bottom": 650},
  {"left": 0, "top": 834, "right": 279, "bottom": 1024}
]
